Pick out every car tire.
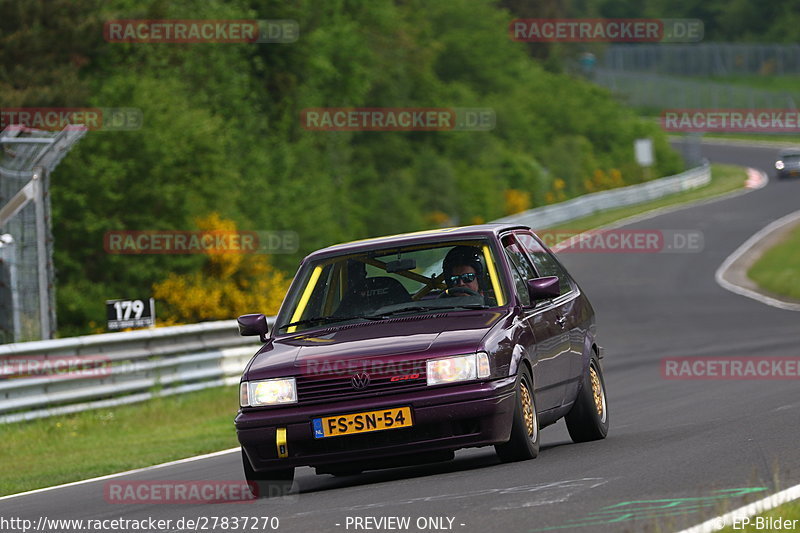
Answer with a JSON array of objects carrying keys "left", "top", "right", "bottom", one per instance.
[
  {"left": 495, "top": 365, "right": 539, "bottom": 462},
  {"left": 242, "top": 450, "right": 294, "bottom": 498},
  {"left": 565, "top": 355, "right": 609, "bottom": 443}
]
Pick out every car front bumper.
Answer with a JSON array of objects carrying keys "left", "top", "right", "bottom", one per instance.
[
  {"left": 235, "top": 375, "right": 517, "bottom": 472},
  {"left": 778, "top": 168, "right": 800, "bottom": 178}
]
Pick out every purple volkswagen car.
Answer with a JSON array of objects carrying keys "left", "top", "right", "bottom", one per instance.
[{"left": 235, "top": 224, "right": 608, "bottom": 496}]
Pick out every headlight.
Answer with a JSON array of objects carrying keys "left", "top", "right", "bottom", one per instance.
[
  {"left": 776, "top": 160, "right": 785, "bottom": 170},
  {"left": 427, "top": 353, "right": 491, "bottom": 386},
  {"left": 240, "top": 378, "right": 297, "bottom": 407}
]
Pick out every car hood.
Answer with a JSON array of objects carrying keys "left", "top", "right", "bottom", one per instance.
[{"left": 245, "top": 310, "right": 509, "bottom": 379}]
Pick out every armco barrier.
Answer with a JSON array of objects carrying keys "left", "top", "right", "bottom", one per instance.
[
  {"left": 0, "top": 319, "right": 268, "bottom": 423},
  {"left": 496, "top": 161, "right": 710, "bottom": 228},
  {"left": 0, "top": 162, "right": 710, "bottom": 423}
]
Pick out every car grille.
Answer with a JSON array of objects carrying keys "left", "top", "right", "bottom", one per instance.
[{"left": 296, "top": 360, "right": 428, "bottom": 403}]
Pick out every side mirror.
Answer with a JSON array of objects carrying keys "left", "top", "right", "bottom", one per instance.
[
  {"left": 237, "top": 313, "right": 269, "bottom": 342},
  {"left": 527, "top": 276, "right": 560, "bottom": 302}
]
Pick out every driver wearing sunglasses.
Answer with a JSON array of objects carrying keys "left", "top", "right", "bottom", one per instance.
[
  {"left": 441, "top": 245, "right": 484, "bottom": 298},
  {"left": 446, "top": 268, "right": 479, "bottom": 292}
]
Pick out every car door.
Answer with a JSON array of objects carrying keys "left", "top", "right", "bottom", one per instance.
[
  {"left": 500, "top": 234, "right": 570, "bottom": 411},
  {"left": 515, "top": 231, "right": 583, "bottom": 403}
]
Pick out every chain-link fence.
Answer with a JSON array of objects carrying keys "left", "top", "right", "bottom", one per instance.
[
  {"left": 593, "top": 68, "right": 799, "bottom": 111},
  {"left": 0, "top": 126, "right": 85, "bottom": 343},
  {"left": 603, "top": 43, "right": 800, "bottom": 76},
  {"left": 588, "top": 44, "right": 800, "bottom": 113}
]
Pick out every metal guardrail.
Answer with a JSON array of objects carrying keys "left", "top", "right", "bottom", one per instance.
[
  {"left": 496, "top": 161, "right": 710, "bottom": 229},
  {"left": 0, "top": 319, "right": 268, "bottom": 423},
  {"left": 0, "top": 162, "right": 710, "bottom": 423}
]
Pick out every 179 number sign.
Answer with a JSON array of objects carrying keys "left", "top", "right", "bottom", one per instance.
[{"left": 106, "top": 298, "right": 155, "bottom": 330}]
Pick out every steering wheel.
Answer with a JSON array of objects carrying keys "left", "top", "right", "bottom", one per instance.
[{"left": 440, "top": 286, "right": 481, "bottom": 298}]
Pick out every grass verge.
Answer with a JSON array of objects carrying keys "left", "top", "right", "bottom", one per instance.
[
  {"left": 0, "top": 385, "right": 239, "bottom": 496},
  {"left": 703, "top": 74, "right": 800, "bottom": 93},
  {"left": 747, "top": 221, "right": 800, "bottom": 301},
  {"left": 0, "top": 163, "right": 748, "bottom": 497}
]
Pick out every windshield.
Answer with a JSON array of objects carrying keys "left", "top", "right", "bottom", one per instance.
[{"left": 275, "top": 239, "right": 508, "bottom": 334}]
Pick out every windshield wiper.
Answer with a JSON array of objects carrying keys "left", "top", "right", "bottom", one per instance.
[
  {"left": 439, "top": 304, "right": 490, "bottom": 310},
  {"left": 281, "top": 314, "right": 384, "bottom": 330},
  {"left": 373, "top": 303, "right": 490, "bottom": 318},
  {"left": 371, "top": 306, "right": 436, "bottom": 317}
]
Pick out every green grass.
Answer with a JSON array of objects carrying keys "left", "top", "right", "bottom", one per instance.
[
  {"left": 0, "top": 163, "right": 748, "bottom": 498},
  {"left": 747, "top": 221, "right": 800, "bottom": 301},
  {"left": 549, "top": 163, "right": 746, "bottom": 232},
  {"left": 719, "top": 501, "right": 800, "bottom": 532},
  {"left": 703, "top": 74, "right": 800, "bottom": 93},
  {"left": 0, "top": 385, "right": 240, "bottom": 496}
]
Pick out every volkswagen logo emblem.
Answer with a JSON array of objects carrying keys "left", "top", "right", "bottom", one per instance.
[{"left": 351, "top": 372, "right": 370, "bottom": 390}]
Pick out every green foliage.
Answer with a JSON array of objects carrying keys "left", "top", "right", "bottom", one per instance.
[{"left": 1, "top": 0, "right": 683, "bottom": 336}]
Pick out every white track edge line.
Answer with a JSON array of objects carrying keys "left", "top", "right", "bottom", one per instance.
[
  {"left": 0, "top": 447, "right": 241, "bottom": 501},
  {"left": 675, "top": 482, "right": 800, "bottom": 533},
  {"left": 714, "top": 205, "right": 800, "bottom": 312}
]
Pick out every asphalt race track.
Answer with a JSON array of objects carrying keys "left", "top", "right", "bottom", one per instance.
[{"left": 2, "top": 141, "right": 799, "bottom": 533}]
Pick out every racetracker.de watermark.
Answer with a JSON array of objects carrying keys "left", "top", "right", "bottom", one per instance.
[
  {"left": 103, "top": 480, "right": 294, "bottom": 504},
  {"left": 0, "top": 356, "right": 111, "bottom": 380},
  {"left": 540, "top": 229, "right": 704, "bottom": 254},
  {"left": 103, "top": 230, "right": 298, "bottom": 254},
  {"left": 1, "top": 108, "right": 143, "bottom": 131},
  {"left": 104, "top": 19, "right": 298, "bottom": 43},
  {"left": 661, "top": 109, "right": 800, "bottom": 133},
  {"left": 300, "top": 108, "right": 495, "bottom": 131},
  {"left": 509, "top": 18, "right": 703, "bottom": 42},
  {"left": 300, "top": 358, "right": 423, "bottom": 379},
  {"left": 661, "top": 357, "right": 800, "bottom": 380}
]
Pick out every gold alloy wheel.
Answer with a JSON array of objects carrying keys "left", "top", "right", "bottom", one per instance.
[
  {"left": 590, "top": 365, "right": 604, "bottom": 418},
  {"left": 520, "top": 381, "right": 536, "bottom": 439}
]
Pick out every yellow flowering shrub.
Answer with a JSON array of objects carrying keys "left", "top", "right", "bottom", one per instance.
[
  {"left": 504, "top": 189, "right": 531, "bottom": 215},
  {"left": 590, "top": 168, "right": 625, "bottom": 191},
  {"left": 425, "top": 210, "right": 453, "bottom": 227},
  {"left": 152, "top": 213, "right": 290, "bottom": 326}
]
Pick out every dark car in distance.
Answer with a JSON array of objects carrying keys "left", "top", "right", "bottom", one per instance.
[
  {"left": 235, "top": 224, "right": 608, "bottom": 496},
  {"left": 775, "top": 149, "right": 800, "bottom": 179}
]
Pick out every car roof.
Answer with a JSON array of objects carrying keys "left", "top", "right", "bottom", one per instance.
[
  {"left": 778, "top": 148, "right": 800, "bottom": 157},
  {"left": 304, "top": 223, "right": 529, "bottom": 261}
]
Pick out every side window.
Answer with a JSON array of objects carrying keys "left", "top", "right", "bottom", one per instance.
[
  {"left": 501, "top": 237, "right": 534, "bottom": 306},
  {"left": 516, "top": 233, "right": 574, "bottom": 296}
]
